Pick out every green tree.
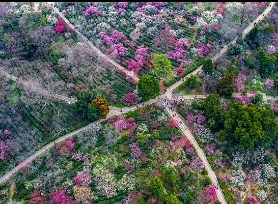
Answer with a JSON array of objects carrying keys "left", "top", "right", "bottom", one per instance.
[
  {"left": 151, "top": 54, "right": 173, "bottom": 78},
  {"left": 202, "top": 59, "right": 214, "bottom": 74},
  {"left": 216, "top": 72, "right": 235, "bottom": 99},
  {"left": 138, "top": 75, "right": 160, "bottom": 101},
  {"left": 75, "top": 89, "right": 92, "bottom": 118},
  {"left": 220, "top": 102, "right": 278, "bottom": 153},
  {"left": 184, "top": 74, "right": 201, "bottom": 88},
  {"left": 151, "top": 177, "right": 166, "bottom": 200},
  {"left": 87, "top": 103, "right": 99, "bottom": 121},
  {"left": 204, "top": 93, "right": 223, "bottom": 129},
  {"left": 255, "top": 48, "right": 277, "bottom": 78}
]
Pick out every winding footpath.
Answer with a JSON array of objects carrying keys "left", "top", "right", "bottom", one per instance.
[
  {"left": 159, "top": 97, "right": 227, "bottom": 204},
  {"left": 0, "top": 3, "right": 276, "bottom": 204},
  {"left": 47, "top": 2, "right": 139, "bottom": 83},
  {"left": 164, "top": 1, "right": 276, "bottom": 99}
]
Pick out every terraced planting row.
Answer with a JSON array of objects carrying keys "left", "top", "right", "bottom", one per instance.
[
  {"left": 0, "top": 105, "right": 215, "bottom": 203},
  {"left": 55, "top": 2, "right": 228, "bottom": 76}
]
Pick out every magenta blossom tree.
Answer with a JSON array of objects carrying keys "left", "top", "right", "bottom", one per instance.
[
  {"left": 84, "top": 6, "right": 103, "bottom": 16},
  {"left": 175, "top": 66, "right": 184, "bottom": 76},
  {"left": 235, "top": 95, "right": 250, "bottom": 106},
  {"left": 205, "top": 185, "right": 217, "bottom": 203},
  {"left": 73, "top": 171, "right": 92, "bottom": 185},
  {"left": 54, "top": 20, "right": 65, "bottom": 33},
  {"left": 271, "top": 103, "right": 278, "bottom": 112},
  {"left": 265, "top": 78, "right": 274, "bottom": 87},
  {"left": 235, "top": 72, "right": 246, "bottom": 92},
  {"left": 107, "top": 43, "right": 128, "bottom": 59},
  {"left": 50, "top": 189, "right": 73, "bottom": 204},
  {"left": 196, "top": 43, "right": 213, "bottom": 57},
  {"left": 123, "top": 92, "right": 138, "bottom": 105},
  {"left": 129, "top": 142, "right": 142, "bottom": 158},
  {"left": 65, "top": 138, "right": 75, "bottom": 150},
  {"left": 110, "top": 115, "right": 137, "bottom": 131},
  {"left": 186, "top": 114, "right": 195, "bottom": 123},
  {"left": 125, "top": 44, "right": 148, "bottom": 73}
]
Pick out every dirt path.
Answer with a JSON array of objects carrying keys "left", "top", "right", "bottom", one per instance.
[{"left": 47, "top": 2, "right": 139, "bottom": 83}]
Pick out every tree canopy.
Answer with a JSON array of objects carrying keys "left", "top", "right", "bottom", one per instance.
[
  {"left": 151, "top": 54, "right": 173, "bottom": 79},
  {"left": 202, "top": 59, "right": 214, "bottom": 74},
  {"left": 220, "top": 102, "right": 278, "bottom": 152},
  {"left": 184, "top": 74, "right": 202, "bottom": 89},
  {"left": 138, "top": 75, "right": 160, "bottom": 101},
  {"left": 216, "top": 72, "right": 235, "bottom": 99},
  {"left": 204, "top": 93, "right": 223, "bottom": 130}
]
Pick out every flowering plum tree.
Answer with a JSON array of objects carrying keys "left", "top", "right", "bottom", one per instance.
[
  {"left": 50, "top": 189, "right": 73, "bottom": 204},
  {"left": 174, "top": 66, "right": 184, "bottom": 76},
  {"left": 265, "top": 78, "right": 274, "bottom": 87},
  {"left": 123, "top": 92, "right": 138, "bottom": 106},
  {"left": 28, "top": 189, "right": 46, "bottom": 204},
  {"left": 205, "top": 185, "right": 217, "bottom": 203},
  {"left": 74, "top": 171, "right": 92, "bottom": 185},
  {"left": 235, "top": 72, "right": 246, "bottom": 92},
  {"left": 65, "top": 138, "right": 75, "bottom": 150},
  {"left": 106, "top": 43, "right": 128, "bottom": 59},
  {"left": 125, "top": 44, "right": 148, "bottom": 73},
  {"left": 129, "top": 142, "right": 142, "bottom": 158},
  {"left": 109, "top": 115, "right": 137, "bottom": 132},
  {"left": 54, "top": 19, "right": 65, "bottom": 33},
  {"left": 84, "top": 6, "right": 103, "bottom": 16},
  {"left": 196, "top": 43, "right": 213, "bottom": 57}
]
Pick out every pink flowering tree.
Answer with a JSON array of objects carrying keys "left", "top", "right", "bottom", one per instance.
[
  {"left": 196, "top": 43, "right": 213, "bottom": 57},
  {"left": 266, "top": 45, "right": 276, "bottom": 55},
  {"left": 129, "top": 143, "right": 142, "bottom": 158},
  {"left": 235, "top": 95, "right": 250, "bottom": 106},
  {"left": 265, "top": 78, "right": 274, "bottom": 87},
  {"left": 175, "top": 66, "right": 184, "bottom": 76},
  {"left": 186, "top": 114, "right": 196, "bottom": 123},
  {"left": 84, "top": 6, "right": 103, "bottom": 16},
  {"left": 271, "top": 103, "right": 278, "bottom": 113},
  {"left": 98, "top": 31, "right": 115, "bottom": 45},
  {"left": 235, "top": 72, "right": 246, "bottom": 92},
  {"left": 110, "top": 30, "right": 125, "bottom": 41},
  {"left": 114, "top": 2, "right": 128, "bottom": 14},
  {"left": 245, "top": 195, "right": 260, "bottom": 204},
  {"left": 205, "top": 185, "right": 217, "bottom": 204},
  {"left": 65, "top": 138, "right": 75, "bottom": 150},
  {"left": 109, "top": 115, "right": 137, "bottom": 132},
  {"left": 50, "top": 189, "right": 73, "bottom": 204},
  {"left": 123, "top": 92, "right": 138, "bottom": 106},
  {"left": 125, "top": 44, "right": 148, "bottom": 73},
  {"left": 167, "top": 38, "right": 189, "bottom": 61},
  {"left": 195, "top": 114, "right": 206, "bottom": 124},
  {"left": 0, "top": 129, "right": 13, "bottom": 160},
  {"left": 99, "top": 30, "right": 128, "bottom": 59},
  {"left": 73, "top": 171, "right": 92, "bottom": 185},
  {"left": 107, "top": 43, "right": 128, "bottom": 59},
  {"left": 54, "top": 20, "right": 65, "bottom": 33}
]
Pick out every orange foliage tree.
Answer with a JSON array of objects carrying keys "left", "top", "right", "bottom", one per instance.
[{"left": 91, "top": 97, "right": 109, "bottom": 118}]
